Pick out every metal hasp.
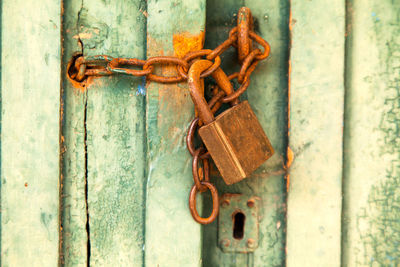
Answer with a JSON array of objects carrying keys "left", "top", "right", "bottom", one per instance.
[
  {"left": 218, "top": 194, "right": 260, "bottom": 253},
  {"left": 199, "top": 101, "right": 274, "bottom": 185}
]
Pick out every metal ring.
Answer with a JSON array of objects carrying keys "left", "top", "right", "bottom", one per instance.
[
  {"left": 108, "top": 58, "right": 153, "bottom": 76},
  {"left": 192, "top": 148, "right": 210, "bottom": 192},
  {"left": 249, "top": 31, "right": 271, "bottom": 60},
  {"left": 143, "top": 56, "right": 188, "bottom": 83},
  {"left": 237, "top": 7, "right": 254, "bottom": 62},
  {"left": 85, "top": 68, "right": 113, "bottom": 76},
  {"left": 207, "top": 34, "right": 237, "bottom": 60},
  {"left": 230, "top": 29, "right": 270, "bottom": 61},
  {"left": 75, "top": 57, "right": 87, "bottom": 82},
  {"left": 187, "top": 118, "right": 200, "bottom": 157},
  {"left": 67, "top": 53, "right": 87, "bottom": 86},
  {"left": 71, "top": 55, "right": 116, "bottom": 82},
  {"left": 221, "top": 73, "right": 251, "bottom": 103},
  {"left": 186, "top": 118, "right": 210, "bottom": 159},
  {"left": 178, "top": 50, "right": 221, "bottom": 79},
  {"left": 189, "top": 181, "right": 219, "bottom": 224},
  {"left": 228, "top": 27, "right": 238, "bottom": 48},
  {"left": 238, "top": 48, "right": 261, "bottom": 83}
]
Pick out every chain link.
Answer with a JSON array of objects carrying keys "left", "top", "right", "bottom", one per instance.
[{"left": 67, "top": 8, "right": 270, "bottom": 224}]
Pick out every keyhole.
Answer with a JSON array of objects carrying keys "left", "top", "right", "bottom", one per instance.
[{"left": 233, "top": 211, "right": 245, "bottom": 239}]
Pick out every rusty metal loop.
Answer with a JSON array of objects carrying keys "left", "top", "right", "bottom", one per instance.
[
  {"left": 186, "top": 118, "right": 200, "bottom": 157},
  {"left": 85, "top": 68, "right": 114, "bottom": 76},
  {"left": 143, "top": 56, "right": 188, "bottom": 83},
  {"left": 220, "top": 72, "right": 251, "bottom": 103},
  {"left": 208, "top": 90, "right": 225, "bottom": 110},
  {"left": 238, "top": 48, "right": 261, "bottom": 83},
  {"left": 184, "top": 49, "right": 213, "bottom": 62},
  {"left": 192, "top": 148, "right": 210, "bottom": 192},
  {"left": 75, "top": 57, "right": 87, "bottom": 81},
  {"left": 249, "top": 31, "right": 271, "bottom": 60},
  {"left": 186, "top": 118, "right": 210, "bottom": 159},
  {"left": 70, "top": 55, "right": 115, "bottom": 82},
  {"left": 228, "top": 27, "right": 239, "bottom": 48},
  {"left": 189, "top": 181, "right": 219, "bottom": 224},
  {"left": 177, "top": 50, "right": 221, "bottom": 79},
  {"left": 108, "top": 58, "right": 153, "bottom": 76},
  {"left": 206, "top": 34, "right": 237, "bottom": 60},
  {"left": 237, "top": 7, "right": 254, "bottom": 62},
  {"left": 230, "top": 28, "right": 270, "bottom": 61}
]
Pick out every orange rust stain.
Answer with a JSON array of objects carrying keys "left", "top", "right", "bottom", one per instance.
[
  {"left": 286, "top": 146, "right": 294, "bottom": 192},
  {"left": 287, "top": 6, "right": 292, "bottom": 193},
  {"left": 67, "top": 73, "right": 97, "bottom": 92},
  {"left": 286, "top": 146, "right": 294, "bottom": 169},
  {"left": 173, "top": 31, "right": 205, "bottom": 58},
  {"left": 286, "top": 57, "right": 291, "bottom": 193}
]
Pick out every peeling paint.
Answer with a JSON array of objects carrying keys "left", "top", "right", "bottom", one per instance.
[{"left": 356, "top": 9, "right": 400, "bottom": 264}]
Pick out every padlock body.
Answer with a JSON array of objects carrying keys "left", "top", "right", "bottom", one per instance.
[{"left": 199, "top": 101, "right": 274, "bottom": 185}]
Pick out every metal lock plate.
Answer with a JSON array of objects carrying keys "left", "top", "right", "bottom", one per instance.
[
  {"left": 199, "top": 101, "right": 274, "bottom": 185},
  {"left": 218, "top": 194, "right": 260, "bottom": 253}
]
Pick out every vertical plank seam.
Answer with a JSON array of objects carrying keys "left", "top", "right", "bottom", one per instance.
[
  {"left": 142, "top": 1, "right": 148, "bottom": 265},
  {"left": 59, "top": 1, "right": 64, "bottom": 265},
  {"left": 285, "top": 0, "right": 293, "bottom": 264},
  {"left": 83, "top": 91, "right": 90, "bottom": 267},
  {"left": 341, "top": 0, "right": 352, "bottom": 265},
  {"left": 0, "top": 0, "right": 3, "bottom": 265},
  {"left": 75, "top": 0, "right": 91, "bottom": 265}
]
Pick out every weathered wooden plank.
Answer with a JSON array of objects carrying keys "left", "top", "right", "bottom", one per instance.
[
  {"left": 145, "top": 0, "right": 206, "bottom": 266},
  {"left": 342, "top": 1, "right": 400, "bottom": 266},
  {"left": 1, "top": 1, "right": 61, "bottom": 266},
  {"left": 61, "top": 0, "right": 88, "bottom": 266},
  {"left": 72, "top": 1, "right": 148, "bottom": 265},
  {"left": 201, "top": 0, "right": 288, "bottom": 266},
  {"left": 286, "top": 1, "right": 345, "bottom": 266}
]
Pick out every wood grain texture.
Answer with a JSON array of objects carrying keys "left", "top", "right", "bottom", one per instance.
[
  {"left": 145, "top": 0, "right": 206, "bottom": 266},
  {"left": 286, "top": 1, "right": 345, "bottom": 266},
  {"left": 342, "top": 1, "right": 400, "bottom": 266},
  {"left": 78, "top": 1, "right": 147, "bottom": 265},
  {"left": 1, "top": 0, "right": 61, "bottom": 266},
  {"left": 61, "top": 1, "right": 89, "bottom": 266},
  {"left": 201, "top": 0, "right": 289, "bottom": 266}
]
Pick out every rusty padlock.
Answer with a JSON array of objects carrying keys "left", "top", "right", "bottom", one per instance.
[{"left": 188, "top": 60, "right": 274, "bottom": 185}]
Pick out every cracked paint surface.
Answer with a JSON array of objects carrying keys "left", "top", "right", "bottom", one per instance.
[{"left": 342, "top": 1, "right": 400, "bottom": 266}]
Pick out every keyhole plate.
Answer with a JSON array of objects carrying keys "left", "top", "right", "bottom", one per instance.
[{"left": 218, "top": 194, "right": 260, "bottom": 253}]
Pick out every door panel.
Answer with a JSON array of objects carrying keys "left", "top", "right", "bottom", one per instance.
[
  {"left": 62, "top": 0, "right": 89, "bottom": 266},
  {"left": 342, "top": 1, "right": 400, "bottom": 266},
  {"left": 144, "top": 0, "right": 206, "bottom": 266},
  {"left": 2, "top": 0, "right": 400, "bottom": 266},
  {"left": 1, "top": 1, "right": 61, "bottom": 266},
  {"left": 287, "top": 1, "right": 345, "bottom": 266},
  {"left": 62, "top": 0, "right": 147, "bottom": 266}
]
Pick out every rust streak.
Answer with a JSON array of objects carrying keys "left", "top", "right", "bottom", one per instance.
[
  {"left": 287, "top": 4, "right": 293, "bottom": 193},
  {"left": 173, "top": 31, "right": 205, "bottom": 58}
]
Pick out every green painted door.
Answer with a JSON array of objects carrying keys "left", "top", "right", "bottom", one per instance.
[{"left": 1, "top": 0, "right": 399, "bottom": 266}]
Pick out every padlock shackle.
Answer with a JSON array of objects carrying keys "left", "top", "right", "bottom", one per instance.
[{"left": 188, "top": 60, "right": 215, "bottom": 124}]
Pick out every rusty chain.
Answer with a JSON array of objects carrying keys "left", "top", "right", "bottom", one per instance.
[{"left": 67, "top": 7, "right": 270, "bottom": 225}]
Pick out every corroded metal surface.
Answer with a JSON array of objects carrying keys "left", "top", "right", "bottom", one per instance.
[
  {"left": 198, "top": 101, "right": 274, "bottom": 185},
  {"left": 218, "top": 194, "right": 260, "bottom": 253}
]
